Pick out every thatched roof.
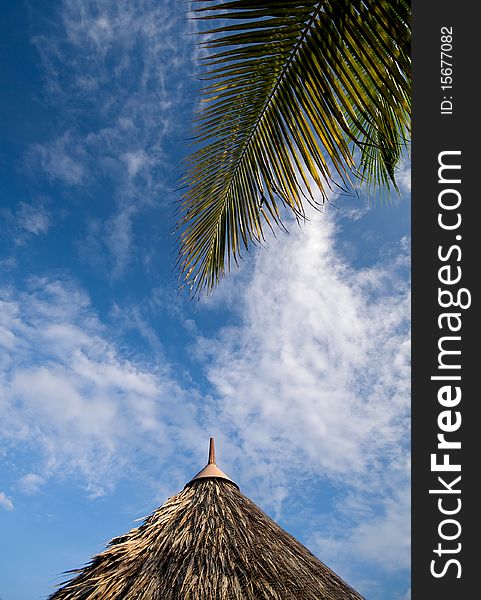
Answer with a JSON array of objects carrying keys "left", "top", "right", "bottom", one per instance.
[{"left": 49, "top": 439, "right": 363, "bottom": 599}]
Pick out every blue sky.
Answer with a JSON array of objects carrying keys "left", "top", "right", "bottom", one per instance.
[{"left": 0, "top": 2, "right": 411, "bottom": 599}]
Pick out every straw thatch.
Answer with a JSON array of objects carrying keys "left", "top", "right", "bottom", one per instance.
[{"left": 49, "top": 448, "right": 363, "bottom": 599}]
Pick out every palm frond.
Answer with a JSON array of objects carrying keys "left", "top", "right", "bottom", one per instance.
[{"left": 178, "top": 0, "right": 411, "bottom": 295}]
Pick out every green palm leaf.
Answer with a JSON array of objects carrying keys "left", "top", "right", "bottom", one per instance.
[{"left": 178, "top": 0, "right": 411, "bottom": 295}]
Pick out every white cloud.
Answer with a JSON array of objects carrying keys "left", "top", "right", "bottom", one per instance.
[
  {"left": 351, "top": 487, "right": 411, "bottom": 570},
  {"left": 29, "top": 0, "right": 191, "bottom": 275},
  {"left": 0, "top": 278, "right": 202, "bottom": 496},
  {"left": 110, "top": 302, "right": 164, "bottom": 354},
  {"left": 312, "top": 484, "right": 410, "bottom": 576},
  {"left": 104, "top": 204, "right": 138, "bottom": 277},
  {"left": 18, "top": 474, "right": 46, "bottom": 495},
  {"left": 0, "top": 204, "right": 410, "bottom": 582},
  {"left": 0, "top": 201, "right": 53, "bottom": 249},
  {"left": 29, "top": 132, "right": 85, "bottom": 185},
  {"left": 16, "top": 202, "right": 51, "bottom": 235},
  {"left": 396, "top": 159, "right": 411, "bottom": 194},
  {"left": 0, "top": 492, "right": 14, "bottom": 511},
  {"left": 197, "top": 206, "right": 411, "bottom": 571},
  {"left": 121, "top": 150, "right": 150, "bottom": 179}
]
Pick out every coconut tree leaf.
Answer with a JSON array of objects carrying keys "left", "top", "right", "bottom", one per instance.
[{"left": 178, "top": 0, "right": 411, "bottom": 295}]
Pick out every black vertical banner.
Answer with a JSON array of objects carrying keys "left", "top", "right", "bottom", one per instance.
[{"left": 412, "top": 1, "right": 477, "bottom": 598}]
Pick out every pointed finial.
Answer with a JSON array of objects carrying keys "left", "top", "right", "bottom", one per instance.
[
  {"left": 185, "top": 437, "right": 239, "bottom": 489},
  {"left": 208, "top": 437, "right": 216, "bottom": 464}
]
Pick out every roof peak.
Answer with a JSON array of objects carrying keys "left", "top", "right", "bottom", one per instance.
[{"left": 186, "top": 437, "right": 238, "bottom": 489}]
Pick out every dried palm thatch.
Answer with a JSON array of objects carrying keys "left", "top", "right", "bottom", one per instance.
[{"left": 49, "top": 441, "right": 363, "bottom": 600}]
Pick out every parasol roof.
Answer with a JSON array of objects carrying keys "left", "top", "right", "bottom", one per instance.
[{"left": 49, "top": 438, "right": 364, "bottom": 599}]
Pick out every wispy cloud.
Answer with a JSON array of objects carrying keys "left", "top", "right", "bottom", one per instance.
[
  {"left": 311, "top": 484, "right": 410, "bottom": 574},
  {"left": 197, "top": 207, "right": 411, "bottom": 578},
  {"left": 0, "top": 207, "right": 409, "bottom": 585},
  {"left": 0, "top": 491, "right": 14, "bottom": 511},
  {"left": 16, "top": 201, "right": 52, "bottom": 235},
  {"left": 396, "top": 158, "right": 412, "bottom": 194},
  {"left": 0, "top": 200, "right": 53, "bottom": 249},
  {"left": 29, "top": 0, "right": 193, "bottom": 275},
  {"left": 18, "top": 473, "right": 46, "bottom": 495},
  {"left": 28, "top": 132, "right": 85, "bottom": 185},
  {"left": 0, "top": 278, "right": 202, "bottom": 497}
]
